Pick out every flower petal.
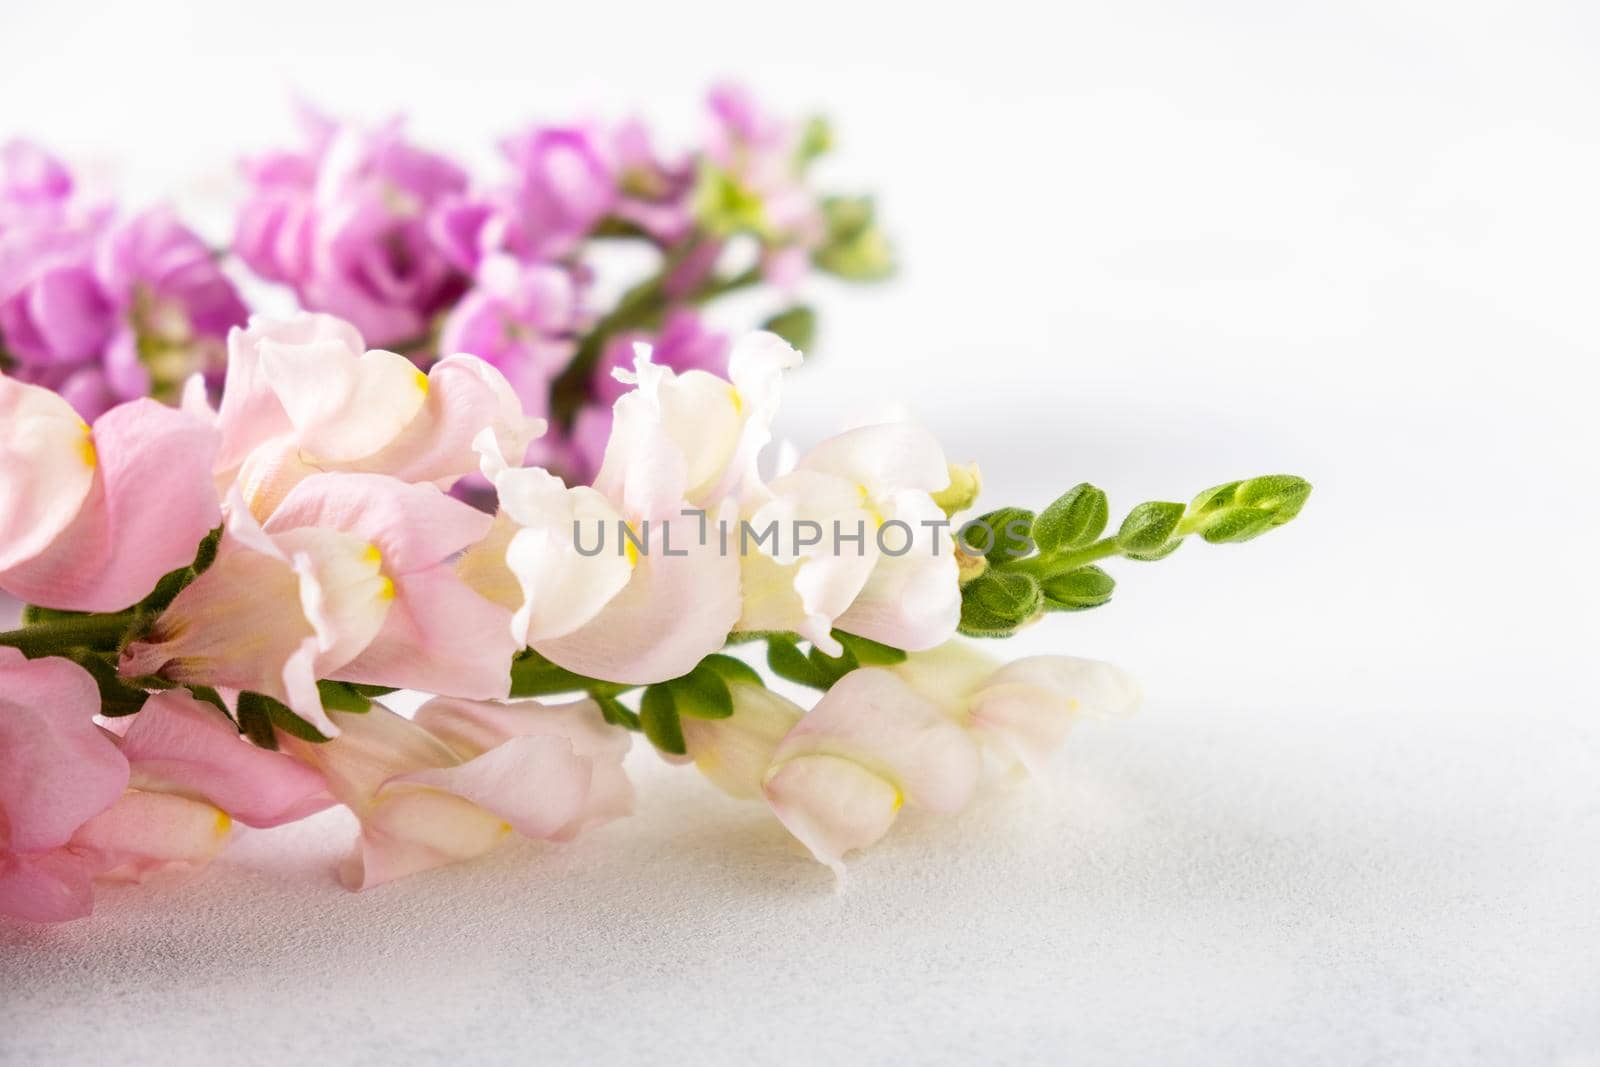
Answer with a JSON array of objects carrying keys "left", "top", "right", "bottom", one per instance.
[
  {"left": 763, "top": 755, "right": 902, "bottom": 877},
  {"left": 71, "top": 790, "right": 234, "bottom": 883},
  {"left": 0, "top": 850, "right": 99, "bottom": 923},
  {"left": 0, "top": 376, "right": 95, "bottom": 572},
  {"left": 331, "top": 566, "right": 518, "bottom": 700},
  {"left": 771, "top": 668, "right": 980, "bottom": 814},
  {"left": 116, "top": 690, "right": 331, "bottom": 828},
  {"left": 533, "top": 509, "right": 741, "bottom": 685},
  {"left": 683, "top": 683, "right": 803, "bottom": 800},
  {"left": 266, "top": 472, "right": 491, "bottom": 575},
  {"left": 0, "top": 649, "right": 128, "bottom": 853},
  {"left": 2, "top": 398, "right": 221, "bottom": 612}
]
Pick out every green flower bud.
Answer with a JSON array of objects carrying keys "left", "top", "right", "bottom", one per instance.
[
  {"left": 961, "top": 507, "right": 1035, "bottom": 563},
  {"left": 1032, "top": 483, "right": 1108, "bottom": 554},
  {"left": 1040, "top": 565, "right": 1115, "bottom": 611},
  {"left": 692, "top": 163, "right": 765, "bottom": 237},
  {"left": 814, "top": 196, "right": 894, "bottom": 280},
  {"left": 1116, "top": 501, "right": 1184, "bottom": 555},
  {"left": 958, "top": 570, "right": 1043, "bottom": 637}
]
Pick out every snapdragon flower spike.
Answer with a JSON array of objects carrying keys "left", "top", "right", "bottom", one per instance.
[
  {"left": 740, "top": 421, "right": 960, "bottom": 654},
  {"left": 122, "top": 473, "right": 516, "bottom": 736},
  {"left": 211, "top": 313, "right": 543, "bottom": 518},
  {"left": 0, "top": 375, "right": 220, "bottom": 611},
  {"left": 762, "top": 668, "right": 981, "bottom": 877},
  {"left": 282, "top": 697, "right": 631, "bottom": 890},
  {"left": 0, "top": 656, "right": 326, "bottom": 923}
]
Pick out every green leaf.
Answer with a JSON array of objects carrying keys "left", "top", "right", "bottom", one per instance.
[
  {"left": 1116, "top": 501, "right": 1185, "bottom": 554},
  {"left": 639, "top": 685, "right": 686, "bottom": 755},
  {"left": 1032, "top": 483, "right": 1109, "bottom": 554},
  {"left": 767, "top": 636, "right": 826, "bottom": 688},
  {"left": 509, "top": 650, "right": 594, "bottom": 697},
  {"left": 834, "top": 631, "right": 907, "bottom": 665},
  {"left": 666, "top": 664, "right": 734, "bottom": 720},
  {"left": 962, "top": 507, "right": 1036, "bottom": 563},
  {"left": 797, "top": 115, "right": 833, "bottom": 164},
  {"left": 761, "top": 306, "right": 816, "bottom": 353},
  {"left": 807, "top": 643, "right": 859, "bottom": 687},
  {"left": 235, "top": 692, "right": 278, "bottom": 749},
  {"left": 959, "top": 570, "right": 1042, "bottom": 636},
  {"left": 1040, "top": 566, "right": 1116, "bottom": 611},
  {"left": 236, "top": 691, "right": 331, "bottom": 749},
  {"left": 700, "top": 653, "right": 765, "bottom": 689},
  {"left": 316, "top": 680, "right": 372, "bottom": 714},
  {"left": 595, "top": 693, "right": 641, "bottom": 731}
]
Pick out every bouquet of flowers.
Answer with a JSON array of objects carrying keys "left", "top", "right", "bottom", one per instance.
[
  {"left": 0, "top": 91, "right": 1310, "bottom": 925},
  {"left": 0, "top": 84, "right": 889, "bottom": 482}
]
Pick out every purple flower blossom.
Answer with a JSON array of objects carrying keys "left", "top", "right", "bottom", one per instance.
[
  {"left": 437, "top": 255, "right": 583, "bottom": 420},
  {"left": 234, "top": 109, "right": 469, "bottom": 347},
  {"left": 0, "top": 143, "right": 246, "bottom": 418}
]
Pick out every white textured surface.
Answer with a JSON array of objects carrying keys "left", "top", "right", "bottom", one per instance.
[{"left": 3, "top": 0, "right": 1599, "bottom": 1063}]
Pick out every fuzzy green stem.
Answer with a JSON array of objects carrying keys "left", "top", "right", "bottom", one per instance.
[
  {"left": 0, "top": 613, "right": 138, "bottom": 658},
  {"left": 1008, "top": 535, "right": 1123, "bottom": 578}
]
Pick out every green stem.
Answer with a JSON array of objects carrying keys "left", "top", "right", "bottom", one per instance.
[
  {"left": 547, "top": 253, "right": 765, "bottom": 428},
  {"left": 1009, "top": 535, "right": 1124, "bottom": 578},
  {"left": 0, "top": 613, "right": 138, "bottom": 658}
]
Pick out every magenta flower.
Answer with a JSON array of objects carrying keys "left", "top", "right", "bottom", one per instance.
[
  {"left": 436, "top": 255, "right": 583, "bottom": 419},
  {"left": 234, "top": 110, "right": 469, "bottom": 347},
  {"left": 0, "top": 142, "right": 247, "bottom": 418}
]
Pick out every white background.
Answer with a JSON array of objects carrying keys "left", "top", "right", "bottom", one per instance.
[{"left": 2, "top": 1, "right": 1597, "bottom": 1064}]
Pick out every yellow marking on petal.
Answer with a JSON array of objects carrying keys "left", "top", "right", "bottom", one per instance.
[
  {"left": 378, "top": 575, "right": 396, "bottom": 601},
  {"left": 499, "top": 821, "right": 514, "bottom": 835},
  {"left": 890, "top": 787, "right": 904, "bottom": 813},
  {"left": 728, "top": 383, "right": 744, "bottom": 415},
  {"left": 856, "top": 484, "right": 885, "bottom": 527},
  {"left": 214, "top": 810, "right": 233, "bottom": 836},
  {"left": 79, "top": 430, "right": 97, "bottom": 469},
  {"left": 414, "top": 370, "right": 430, "bottom": 396},
  {"left": 363, "top": 544, "right": 383, "bottom": 566},
  {"left": 622, "top": 522, "right": 641, "bottom": 567}
]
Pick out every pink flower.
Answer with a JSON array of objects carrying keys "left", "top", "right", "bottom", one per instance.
[
  {"left": 496, "top": 125, "right": 616, "bottom": 261},
  {"left": 0, "top": 375, "right": 220, "bottom": 612},
  {"left": 121, "top": 472, "right": 519, "bottom": 735},
  {"left": 211, "top": 312, "right": 543, "bottom": 519},
  {"left": 234, "top": 109, "right": 469, "bottom": 347},
  {"left": 762, "top": 668, "right": 981, "bottom": 876},
  {"left": 283, "top": 696, "right": 632, "bottom": 889},
  {"left": 565, "top": 309, "right": 730, "bottom": 481},
  {"left": 436, "top": 255, "right": 582, "bottom": 420},
  {"left": 887, "top": 642, "right": 1142, "bottom": 778},
  {"left": 0, "top": 658, "right": 326, "bottom": 924}
]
